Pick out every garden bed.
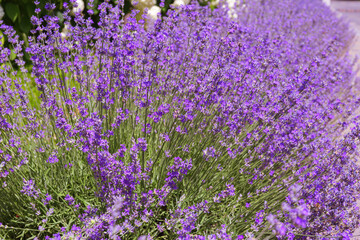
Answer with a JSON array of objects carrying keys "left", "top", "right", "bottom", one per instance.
[{"left": 0, "top": 0, "right": 359, "bottom": 239}]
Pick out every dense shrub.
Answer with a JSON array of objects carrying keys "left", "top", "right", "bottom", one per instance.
[
  {"left": 0, "top": 0, "right": 130, "bottom": 64},
  {"left": 0, "top": 0, "right": 200, "bottom": 65},
  {"left": 0, "top": 0, "right": 359, "bottom": 239}
]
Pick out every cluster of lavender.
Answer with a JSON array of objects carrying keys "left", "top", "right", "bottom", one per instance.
[{"left": 0, "top": 0, "right": 360, "bottom": 239}]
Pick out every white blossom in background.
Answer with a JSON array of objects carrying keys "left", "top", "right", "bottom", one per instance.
[
  {"left": 226, "top": 0, "right": 237, "bottom": 17},
  {"left": 226, "top": 0, "right": 247, "bottom": 18},
  {"left": 322, "top": 0, "right": 330, "bottom": 6},
  {"left": 146, "top": 5, "right": 161, "bottom": 28},
  {"left": 147, "top": 5, "right": 161, "bottom": 20},
  {"left": 0, "top": 5, "right": 4, "bottom": 20},
  {"left": 132, "top": 0, "right": 156, "bottom": 10},
  {"left": 61, "top": 23, "right": 70, "bottom": 39},
  {"left": 210, "top": 0, "right": 220, "bottom": 8},
  {"left": 72, "top": 0, "right": 85, "bottom": 13},
  {"left": 172, "top": 0, "right": 186, "bottom": 7},
  {"left": 172, "top": 0, "right": 190, "bottom": 7},
  {"left": 210, "top": 0, "right": 245, "bottom": 18}
]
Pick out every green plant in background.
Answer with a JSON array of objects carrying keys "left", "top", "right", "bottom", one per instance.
[
  {"left": 0, "top": 0, "right": 197, "bottom": 65},
  {"left": 0, "top": 0, "right": 54, "bottom": 61},
  {"left": 0, "top": 0, "right": 111, "bottom": 63},
  {"left": 0, "top": 0, "right": 359, "bottom": 239}
]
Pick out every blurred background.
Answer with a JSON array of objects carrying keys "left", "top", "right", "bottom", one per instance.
[
  {"left": 0, "top": 0, "right": 213, "bottom": 64},
  {"left": 0, "top": 0, "right": 359, "bottom": 65}
]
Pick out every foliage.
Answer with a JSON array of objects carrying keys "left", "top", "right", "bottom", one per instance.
[
  {"left": 0, "top": 0, "right": 359, "bottom": 239},
  {"left": 0, "top": 0, "right": 194, "bottom": 64},
  {"left": 0, "top": 0, "right": 122, "bottom": 63}
]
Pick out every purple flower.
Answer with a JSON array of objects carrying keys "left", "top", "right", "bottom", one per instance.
[
  {"left": 1, "top": 0, "right": 359, "bottom": 238},
  {"left": 165, "top": 157, "right": 192, "bottom": 190},
  {"left": 46, "top": 208, "right": 54, "bottom": 217},
  {"left": 137, "top": 138, "right": 147, "bottom": 152},
  {"left": 138, "top": 235, "right": 151, "bottom": 240},
  {"left": 47, "top": 154, "right": 59, "bottom": 164},
  {"left": 114, "top": 144, "right": 127, "bottom": 158},
  {"left": 266, "top": 214, "right": 277, "bottom": 226},
  {"left": 20, "top": 179, "right": 39, "bottom": 199},
  {"left": 42, "top": 194, "right": 52, "bottom": 205},
  {"left": 111, "top": 196, "right": 125, "bottom": 218},
  {"left": 275, "top": 222, "right": 287, "bottom": 236},
  {"left": 64, "top": 194, "right": 75, "bottom": 205}
]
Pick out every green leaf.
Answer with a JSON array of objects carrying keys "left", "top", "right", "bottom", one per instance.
[
  {"left": 0, "top": 31, "right": 4, "bottom": 46},
  {"left": 56, "top": 11, "right": 64, "bottom": 23},
  {"left": 18, "top": 15, "right": 31, "bottom": 33},
  {"left": 25, "top": 4, "right": 36, "bottom": 18},
  {"left": 5, "top": 2, "right": 20, "bottom": 23},
  {"left": 10, "top": 49, "right": 16, "bottom": 60}
]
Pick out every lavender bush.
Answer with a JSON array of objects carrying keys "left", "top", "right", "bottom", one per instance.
[{"left": 0, "top": 0, "right": 360, "bottom": 239}]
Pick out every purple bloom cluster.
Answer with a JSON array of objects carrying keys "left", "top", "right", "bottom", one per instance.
[
  {"left": 20, "top": 179, "right": 40, "bottom": 199},
  {"left": 0, "top": 0, "right": 360, "bottom": 239}
]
